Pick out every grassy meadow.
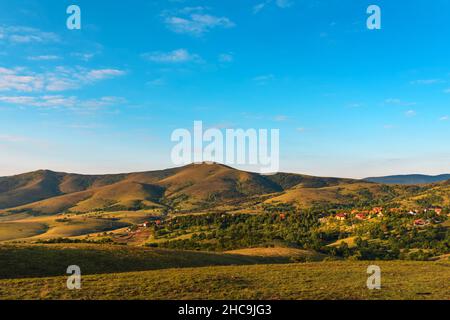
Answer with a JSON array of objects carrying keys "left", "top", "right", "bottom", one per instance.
[{"left": 0, "top": 260, "right": 448, "bottom": 300}]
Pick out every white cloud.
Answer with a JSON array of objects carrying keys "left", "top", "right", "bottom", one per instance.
[
  {"left": 163, "top": 8, "right": 235, "bottom": 36},
  {"left": 253, "top": 3, "right": 267, "bottom": 14},
  {"left": 384, "top": 98, "right": 416, "bottom": 107},
  {"left": 142, "top": 49, "right": 201, "bottom": 63},
  {"left": 219, "top": 53, "right": 234, "bottom": 63},
  {"left": 0, "top": 95, "right": 77, "bottom": 108},
  {"left": 80, "top": 96, "right": 126, "bottom": 109},
  {"left": 0, "top": 67, "right": 43, "bottom": 92},
  {"left": 0, "top": 66, "right": 126, "bottom": 92},
  {"left": 27, "top": 55, "right": 61, "bottom": 61},
  {"left": 253, "top": 0, "right": 294, "bottom": 14},
  {"left": 274, "top": 115, "right": 289, "bottom": 122},
  {"left": 0, "top": 95, "right": 126, "bottom": 110},
  {"left": 0, "top": 134, "right": 29, "bottom": 143},
  {"left": 440, "top": 115, "right": 449, "bottom": 121},
  {"left": 276, "top": 0, "right": 294, "bottom": 8},
  {"left": 0, "top": 25, "right": 59, "bottom": 44},
  {"left": 85, "top": 69, "right": 126, "bottom": 81},
  {"left": 405, "top": 110, "right": 417, "bottom": 117},
  {"left": 253, "top": 74, "right": 275, "bottom": 85},
  {"left": 71, "top": 52, "right": 96, "bottom": 61},
  {"left": 411, "top": 79, "right": 443, "bottom": 85},
  {"left": 147, "top": 78, "right": 166, "bottom": 86}
]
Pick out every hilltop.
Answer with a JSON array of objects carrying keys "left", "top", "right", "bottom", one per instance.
[
  {"left": 0, "top": 164, "right": 357, "bottom": 216},
  {"left": 0, "top": 163, "right": 449, "bottom": 217}
]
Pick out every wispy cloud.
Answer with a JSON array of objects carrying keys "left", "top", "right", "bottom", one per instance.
[
  {"left": 163, "top": 7, "right": 235, "bottom": 36},
  {"left": 142, "top": 49, "right": 201, "bottom": 63},
  {"left": 0, "top": 66, "right": 126, "bottom": 92},
  {"left": 27, "top": 55, "right": 61, "bottom": 61},
  {"left": 253, "top": 0, "right": 294, "bottom": 14},
  {"left": 0, "top": 67, "right": 43, "bottom": 92},
  {"left": 440, "top": 115, "right": 449, "bottom": 121},
  {"left": 146, "top": 78, "right": 166, "bottom": 87},
  {"left": 273, "top": 115, "right": 289, "bottom": 122},
  {"left": 405, "top": 110, "right": 417, "bottom": 117},
  {"left": 384, "top": 98, "right": 416, "bottom": 107},
  {"left": 0, "top": 95, "right": 126, "bottom": 110},
  {"left": 0, "top": 134, "right": 29, "bottom": 143},
  {"left": 253, "top": 2, "right": 269, "bottom": 14},
  {"left": 276, "top": 0, "right": 294, "bottom": 8},
  {"left": 85, "top": 69, "right": 125, "bottom": 81},
  {"left": 410, "top": 79, "right": 443, "bottom": 85},
  {"left": 219, "top": 53, "right": 234, "bottom": 63},
  {"left": 253, "top": 74, "right": 275, "bottom": 85},
  {"left": 0, "top": 25, "right": 59, "bottom": 44},
  {"left": 71, "top": 52, "right": 96, "bottom": 62}
]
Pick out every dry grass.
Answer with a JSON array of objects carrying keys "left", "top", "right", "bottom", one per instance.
[
  {"left": 1, "top": 260, "right": 448, "bottom": 300},
  {"left": 0, "top": 243, "right": 303, "bottom": 280},
  {"left": 226, "top": 247, "right": 327, "bottom": 261}
]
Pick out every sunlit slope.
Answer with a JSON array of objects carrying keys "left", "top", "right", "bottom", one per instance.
[
  {"left": 1, "top": 163, "right": 449, "bottom": 215},
  {"left": 0, "top": 222, "right": 48, "bottom": 241}
]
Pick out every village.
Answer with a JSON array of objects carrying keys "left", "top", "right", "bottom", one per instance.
[{"left": 329, "top": 206, "right": 448, "bottom": 227}]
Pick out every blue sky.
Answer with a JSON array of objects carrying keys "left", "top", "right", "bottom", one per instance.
[{"left": 0, "top": 0, "right": 449, "bottom": 178}]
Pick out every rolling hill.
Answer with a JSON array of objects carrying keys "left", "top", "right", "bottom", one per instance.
[
  {"left": 0, "top": 164, "right": 356, "bottom": 216},
  {"left": 0, "top": 163, "right": 449, "bottom": 217}
]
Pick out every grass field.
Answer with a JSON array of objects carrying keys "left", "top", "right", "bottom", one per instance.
[
  {"left": 0, "top": 244, "right": 308, "bottom": 279},
  {"left": 0, "top": 260, "right": 448, "bottom": 300}
]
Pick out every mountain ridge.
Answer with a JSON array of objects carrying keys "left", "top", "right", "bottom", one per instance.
[
  {"left": 0, "top": 164, "right": 358, "bottom": 215},
  {"left": 1, "top": 164, "right": 449, "bottom": 216},
  {"left": 364, "top": 174, "right": 450, "bottom": 185}
]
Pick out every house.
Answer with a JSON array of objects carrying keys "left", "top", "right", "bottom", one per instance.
[
  {"left": 372, "top": 207, "right": 383, "bottom": 214},
  {"left": 142, "top": 221, "right": 151, "bottom": 228},
  {"left": 355, "top": 213, "right": 367, "bottom": 220},
  {"left": 413, "top": 219, "right": 428, "bottom": 227},
  {"left": 408, "top": 210, "right": 417, "bottom": 216},
  {"left": 336, "top": 213, "right": 347, "bottom": 221},
  {"left": 430, "top": 207, "right": 443, "bottom": 215}
]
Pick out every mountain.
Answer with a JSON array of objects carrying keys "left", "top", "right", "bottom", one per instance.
[
  {"left": 364, "top": 174, "right": 450, "bottom": 185},
  {"left": 1, "top": 164, "right": 449, "bottom": 216},
  {"left": 0, "top": 164, "right": 357, "bottom": 215}
]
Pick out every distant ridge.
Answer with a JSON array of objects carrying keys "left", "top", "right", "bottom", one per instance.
[{"left": 364, "top": 174, "right": 450, "bottom": 185}]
